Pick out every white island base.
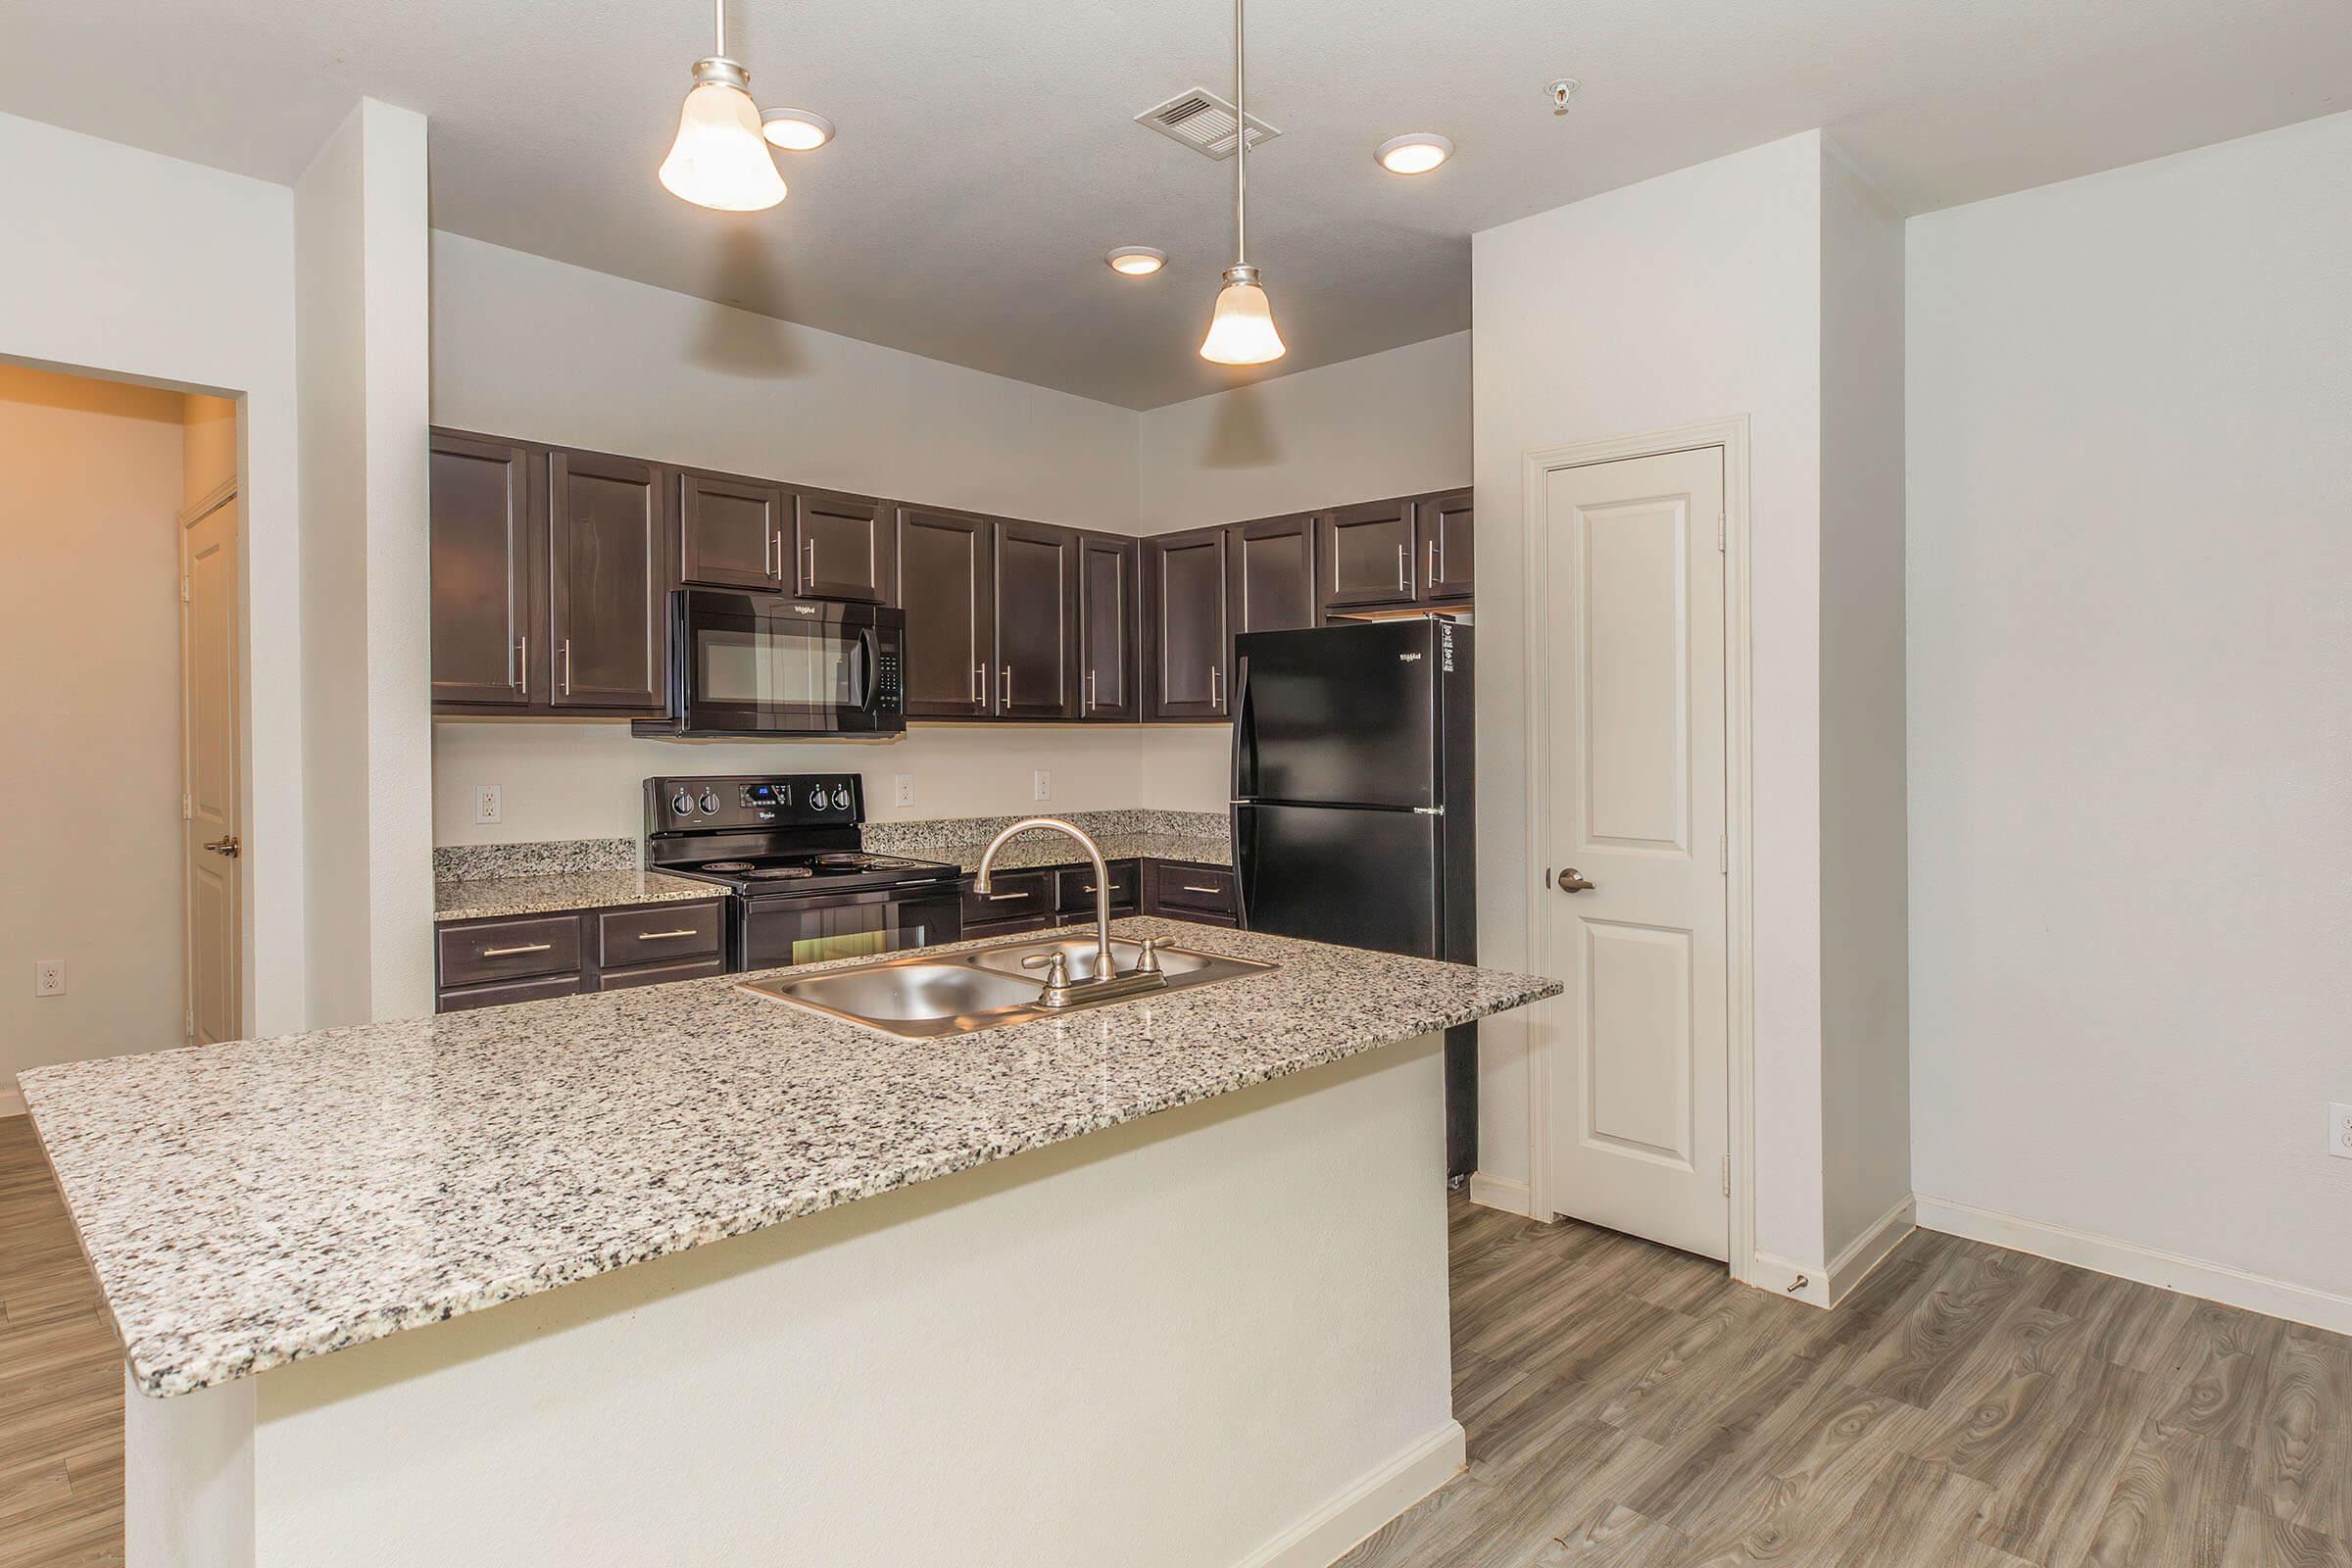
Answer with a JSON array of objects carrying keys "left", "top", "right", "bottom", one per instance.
[{"left": 127, "top": 1034, "right": 1460, "bottom": 1568}]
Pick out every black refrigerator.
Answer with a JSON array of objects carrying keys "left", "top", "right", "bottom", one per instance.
[{"left": 1230, "top": 617, "right": 1478, "bottom": 1180}]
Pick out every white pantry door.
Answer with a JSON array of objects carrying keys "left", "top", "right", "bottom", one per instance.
[
  {"left": 1538, "top": 447, "right": 1729, "bottom": 1260},
  {"left": 182, "top": 494, "right": 242, "bottom": 1045}
]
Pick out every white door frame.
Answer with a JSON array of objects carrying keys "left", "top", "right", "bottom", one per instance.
[{"left": 1519, "top": 416, "right": 1757, "bottom": 1286}]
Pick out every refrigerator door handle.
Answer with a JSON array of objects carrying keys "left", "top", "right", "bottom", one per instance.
[
  {"left": 1411, "top": 806, "right": 1446, "bottom": 815},
  {"left": 1228, "top": 651, "right": 1256, "bottom": 802}
]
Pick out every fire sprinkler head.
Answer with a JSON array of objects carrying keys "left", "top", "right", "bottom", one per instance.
[{"left": 1546, "top": 77, "right": 1581, "bottom": 116}]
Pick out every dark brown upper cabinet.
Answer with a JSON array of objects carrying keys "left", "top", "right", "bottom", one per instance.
[
  {"left": 547, "top": 448, "right": 670, "bottom": 713},
  {"left": 1321, "top": 497, "right": 1420, "bottom": 612},
  {"left": 677, "top": 470, "right": 787, "bottom": 591},
  {"left": 1228, "top": 513, "right": 1320, "bottom": 643},
  {"left": 430, "top": 432, "right": 542, "bottom": 708},
  {"left": 993, "top": 519, "right": 1079, "bottom": 719},
  {"left": 895, "top": 506, "right": 995, "bottom": 718},
  {"left": 1416, "top": 489, "right": 1474, "bottom": 603},
  {"left": 793, "top": 489, "right": 895, "bottom": 604},
  {"left": 1077, "top": 533, "right": 1140, "bottom": 722},
  {"left": 1146, "top": 527, "right": 1232, "bottom": 720}
]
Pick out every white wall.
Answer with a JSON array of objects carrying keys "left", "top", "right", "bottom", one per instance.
[
  {"left": 1472, "top": 133, "right": 1835, "bottom": 1262},
  {"left": 0, "top": 368, "right": 191, "bottom": 1103},
  {"left": 1908, "top": 112, "right": 2352, "bottom": 1302},
  {"left": 0, "top": 110, "right": 308, "bottom": 1038},
  {"left": 1136, "top": 332, "right": 1473, "bottom": 533},
  {"left": 1817, "top": 148, "right": 1912, "bottom": 1258},
  {"left": 295, "top": 100, "right": 435, "bottom": 1025}
]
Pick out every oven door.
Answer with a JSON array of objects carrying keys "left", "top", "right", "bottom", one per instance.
[
  {"left": 673, "top": 590, "right": 905, "bottom": 736},
  {"left": 736, "top": 887, "right": 963, "bottom": 973}
]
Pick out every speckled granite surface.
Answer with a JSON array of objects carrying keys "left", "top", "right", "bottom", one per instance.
[
  {"left": 433, "top": 868, "right": 721, "bottom": 923},
  {"left": 867, "top": 810, "right": 1232, "bottom": 873},
  {"left": 21, "top": 919, "right": 1554, "bottom": 1398},
  {"left": 433, "top": 838, "right": 639, "bottom": 881}
]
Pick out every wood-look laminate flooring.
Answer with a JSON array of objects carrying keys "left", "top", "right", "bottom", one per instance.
[
  {"left": 1342, "top": 1197, "right": 2352, "bottom": 1568},
  {"left": 4, "top": 1107, "right": 2346, "bottom": 1568}
]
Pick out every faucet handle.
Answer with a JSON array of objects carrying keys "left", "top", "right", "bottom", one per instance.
[
  {"left": 1135, "top": 936, "right": 1165, "bottom": 975},
  {"left": 1020, "top": 951, "right": 1073, "bottom": 989}
]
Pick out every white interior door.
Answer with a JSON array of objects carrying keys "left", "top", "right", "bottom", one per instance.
[
  {"left": 183, "top": 494, "right": 242, "bottom": 1045},
  {"left": 1538, "top": 447, "right": 1729, "bottom": 1260}
]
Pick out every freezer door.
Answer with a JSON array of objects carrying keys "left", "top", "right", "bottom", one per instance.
[
  {"left": 1232, "top": 622, "right": 1437, "bottom": 810},
  {"left": 1234, "top": 803, "right": 1442, "bottom": 957}
]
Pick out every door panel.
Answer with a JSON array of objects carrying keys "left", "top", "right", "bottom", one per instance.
[
  {"left": 1539, "top": 446, "right": 1728, "bottom": 1261},
  {"left": 183, "top": 495, "right": 241, "bottom": 1045},
  {"left": 678, "top": 471, "right": 783, "bottom": 590},
  {"left": 1321, "top": 498, "right": 1417, "bottom": 611},
  {"left": 1417, "top": 490, "right": 1474, "bottom": 602},
  {"left": 548, "top": 450, "right": 668, "bottom": 711},
  {"left": 1077, "top": 534, "right": 1138, "bottom": 720},
  {"left": 1147, "top": 528, "right": 1229, "bottom": 718},
  {"left": 1232, "top": 621, "right": 1437, "bottom": 809},
  {"left": 896, "top": 507, "right": 993, "bottom": 717},
  {"left": 795, "top": 491, "right": 895, "bottom": 604},
  {"left": 1233, "top": 803, "right": 1440, "bottom": 957},
  {"left": 429, "top": 433, "right": 538, "bottom": 706},
  {"left": 1229, "top": 514, "right": 1318, "bottom": 641},
  {"left": 994, "top": 520, "right": 1077, "bottom": 718}
]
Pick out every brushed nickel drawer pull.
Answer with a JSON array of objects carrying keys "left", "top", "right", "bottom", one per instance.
[
  {"left": 982, "top": 891, "right": 1029, "bottom": 902},
  {"left": 480, "top": 942, "right": 554, "bottom": 957},
  {"left": 635, "top": 928, "right": 701, "bottom": 941},
  {"left": 1179, "top": 884, "right": 1224, "bottom": 895}
]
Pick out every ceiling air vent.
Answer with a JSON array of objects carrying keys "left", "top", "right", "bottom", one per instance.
[{"left": 1134, "top": 88, "right": 1282, "bottom": 160}]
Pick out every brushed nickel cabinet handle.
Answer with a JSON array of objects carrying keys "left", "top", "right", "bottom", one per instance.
[
  {"left": 1001, "top": 664, "right": 1012, "bottom": 707},
  {"left": 1429, "top": 539, "right": 1440, "bottom": 586},
  {"left": 1085, "top": 669, "right": 1097, "bottom": 711},
  {"left": 1396, "top": 544, "right": 1408, "bottom": 593},
  {"left": 635, "top": 929, "right": 701, "bottom": 941},
  {"left": 804, "top": 538, "right": 817, "bottom": 584},
  {"left": 982, "top": 891, "right": 1029, "bottom": 902},
  {"left": 972, "top": 663, "right": 984, "bottom": 705},
  {"left": 560, "top": 638, "right": 574, "bottom": 697},
  {"left": 481, "top": 942, "right": 554, "bottom": 957},
  {"left": 516, "top": 635, "right": 528, "bottom": 699},
  {"left": 1179, "top": 884, "right": 1224, "bottom": 895},
  {"left": 1210, "top": 665, "right": 1223, "bottom": 707}
]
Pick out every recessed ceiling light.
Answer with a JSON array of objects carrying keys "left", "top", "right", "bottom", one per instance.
[
  {"left": 1106, "top": 246, "right": 1168, "bottom": 276},
  {"left": 1375, "top": 132, "right": 1453, "bottom": 175},
  {"left": 760, "top": 107, "right": 836, "bottom": 152}
]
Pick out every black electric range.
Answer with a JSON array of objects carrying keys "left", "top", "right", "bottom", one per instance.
[{"left": 644, "top": 774, "right": 962, "bottom": 972}]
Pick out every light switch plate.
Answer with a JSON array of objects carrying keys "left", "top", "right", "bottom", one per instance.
[
  {"left": 2330, "top": 1102, "right": 2352, "bottom": 1160},
  {"left": 894, "top": 773, "right": 914, "bottom": 808},
  {"left": 34, "top": 958, "right": 65, "bottom": 998},
  {"left": 474, "top": 785, "right": 503, "bottom": 825},
  {"left": 1033, "top": 769, "right": 1052, "bottom": 802}
]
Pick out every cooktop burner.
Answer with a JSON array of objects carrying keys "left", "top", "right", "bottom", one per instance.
[
  {"left": 742, "top": 865, "right": 815, "bottom": 881},
  {"left": 699, "top": 860, "right": 755, "bottom": 873}
]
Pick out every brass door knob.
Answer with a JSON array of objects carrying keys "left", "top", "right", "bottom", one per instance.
[
  {"left": 1555, "top": 867, "right": 1594, "bottom": 893},
  {"left": 202, "top": 836, "right": 242, "bottom": 859}
]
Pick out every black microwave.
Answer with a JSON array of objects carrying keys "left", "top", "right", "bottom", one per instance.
[{"left": 632, "top": 589, "right": 906, "bottom": 739}]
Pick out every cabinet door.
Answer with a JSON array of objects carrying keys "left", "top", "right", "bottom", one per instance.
[
  {"left": 896, "top": 506, "right": 995, "bottom": 718},
  {"left": 793, "top": 490, "right": 896, "bottom": 604},
  {"left": 547, "top": 449, "right": 670, "bottom": 712},
  {"left": 430, "top": 432, "right": 543, "bottom": 707},
  {"left": 1076, "top": 533, "right": 1140, "bottom": 722},
  {"left": 1321, "top": 498, "right": 1419, "bottom": 612},
  {"left": 1147, "top": 527, "right": 1231, "bottom": 719},
  {"left": 678, "top": 471, "right": 784, "bottom": 590},
  {"left": 993, "top": 519, "right": 1078, "bottom": 719},
  {"left": 1417, "top": 489, "right": 1474, "bottom": 603},
  {"left": 1229, "top": 513, "right": 1319, "bottom": 642}
]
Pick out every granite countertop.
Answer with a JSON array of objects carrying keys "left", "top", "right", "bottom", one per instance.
[
  {"left": 433, "top": 867, "right": 720, "bottom": 923},
  {"left": 21, "top": 919, "right": 1555, "bottom": 1398},
  {"left": 905, "top": 830, "right": 1233, "bottom": 875}
]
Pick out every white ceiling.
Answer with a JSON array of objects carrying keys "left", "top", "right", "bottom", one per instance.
[{"left": 3, "top": 1, "right": 2344, "bottom": 408}]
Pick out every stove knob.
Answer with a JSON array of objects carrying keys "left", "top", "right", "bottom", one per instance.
[
  {"left": 669, "top": 790, "right": 695, "bottom": 816},
  {"left": 808, "top": 790, "right": 829, "bottom": 812},
  {"left": 832, "top": 785, "right": 853, "bottom": 810},
  {"left": 699, "top": 791, "right": 721, "bottom": 815}
]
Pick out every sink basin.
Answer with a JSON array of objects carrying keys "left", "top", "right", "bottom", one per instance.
[
  {"left": 967, "top": 936, "right": 1213, "bottom": 983},
  {"left": 739, "top": 932, "right": 1275, "bottom": 1039}
]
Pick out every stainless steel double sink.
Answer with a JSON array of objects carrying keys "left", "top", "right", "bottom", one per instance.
[{"left": 737, "top": 933, "right": 1275, "bottom": 1039}]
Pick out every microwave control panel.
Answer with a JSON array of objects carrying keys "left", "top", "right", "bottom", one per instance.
[
  {"left": 874, "top": 648, "right": 903, "bottom": 712},
  {"left": 645, "top": 774, "right": 863, "bottom": 830}
]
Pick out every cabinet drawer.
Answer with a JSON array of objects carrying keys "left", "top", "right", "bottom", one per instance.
[
  {"left": 438, "top": 915, "right": 583, "bottom": 987},
  {"left": 596, "top": 902, "right": 723, "bottom": 967},
  {"left": 960, "top": 868, "right": 1054, "bottom": 923},
  {"left": 962, "top": 911, "right": 1055, "bottom": 942},
  {"left": 594, "top": 956, "right": 727, "bottom": 993},
  {"left": 436, "top": 973, "right": 585, "bottom": 1013},
  {"left": 1055, "top": 860, "right": 1140, "bottom": 915},
  {"left": 1152, "top": 863, "right": 1238, "bottom": 918}
]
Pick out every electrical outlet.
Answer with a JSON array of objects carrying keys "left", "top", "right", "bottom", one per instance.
[
  {"left": 893, "top": 773, "right": 914, "bottom": 808},
  {"left": 1033, "top": 769, "right": 1052, "bottom": 802},
  {"left": 2330, "top": 1102, "right": 2352, "bottom": 1160},
  {"left": 474, "top": 785, "right": 503, "bottom": 825},
  {"left": 34, "top": 958, "right": 65, "bottom": 998}
]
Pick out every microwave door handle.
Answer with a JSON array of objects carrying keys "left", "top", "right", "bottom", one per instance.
[{"left": 856, "top": 624, "right": 882, "bottom": 712}]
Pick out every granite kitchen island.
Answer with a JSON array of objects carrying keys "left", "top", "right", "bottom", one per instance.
[{"left": 23, "top": 918, "right": 1555, "bottom": 1568}]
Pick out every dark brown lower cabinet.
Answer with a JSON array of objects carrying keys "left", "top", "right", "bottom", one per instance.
[
  {"left": 1145, "top": 862, "right": 1240, "bottom": 926},
  {"left": 434, "top": 899, "right": 724, "bottom": 1012},
  {"left": 1146, "top": 527, "right": 1232, "bottom": 720}
]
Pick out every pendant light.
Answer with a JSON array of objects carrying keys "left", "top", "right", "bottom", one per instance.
[
  {"left": 660, "top": 0, "right": 787, "bottom": 212},
  {"left": 1199, "top": 0, "right": 1286, "bottom": 365}
]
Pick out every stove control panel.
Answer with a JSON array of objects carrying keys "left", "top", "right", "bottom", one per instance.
[{"left": 645, "top": 774, "right": 864, "bottom": 831}]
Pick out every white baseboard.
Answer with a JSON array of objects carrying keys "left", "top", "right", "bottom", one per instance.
[
  {"left": 0, "top": 1089, "right": 24, "bottom": 1118},
  {"left": 1915, "top": 1194, "right": 2352, "bottom": 1339},
  {"left": 1465, "top": 1171, "right": 1531, "bottom": 1217},
  {"left": 1232, "top": 1420, "right": 1466, "bottom": 1568},
  {"left": 1826, "top": 1194, "right": 1916, "bottom": 1306}
]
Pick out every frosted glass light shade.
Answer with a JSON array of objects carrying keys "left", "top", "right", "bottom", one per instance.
[
  {"left": 661, "top": 77, "right": 787, "bottom": 212},
  {"left": 1199, "top": 277, "right": 1286, "bottom": 365}
]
